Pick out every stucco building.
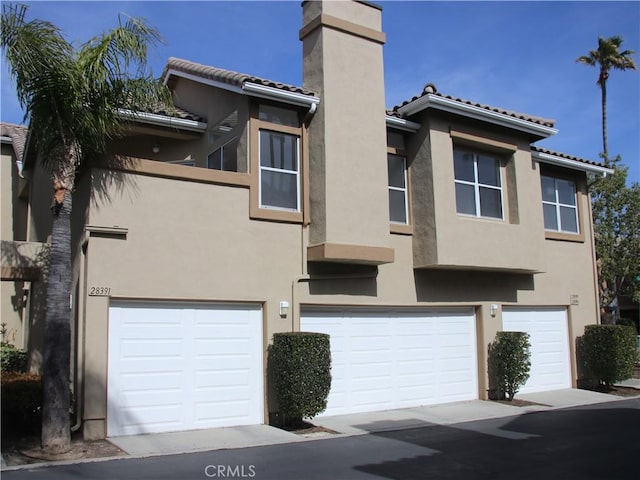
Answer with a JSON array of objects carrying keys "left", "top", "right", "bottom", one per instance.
[{"left": 4, "top": 0, "right": 612, "bottom": 440}]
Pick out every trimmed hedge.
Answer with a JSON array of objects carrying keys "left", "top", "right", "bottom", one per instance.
[
  {"left": 583, "top": 324, "right": 636, "bottom": 387},
  {"left": 0, "top": 343, "right": 28, "bottom": 373},
  {"left": 489, "top": 331, "right": 531, "bottom": 401},
  {"left": 1, "top": 372, "right": 42, "bottom": 436},
  {"left": 271, "top": 332, "right": 331, "bottom": 425}
]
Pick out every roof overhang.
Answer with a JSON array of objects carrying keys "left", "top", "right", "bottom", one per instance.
[
  {"left": 164, "top": 69, "right": 320, "bottom": 110},
  {"left": 242, "top": 82, "right": 320, "bottom": 109},
  {"left": 385, "top": 115, "right": 421, "bottom": 132},
  {"left": 532, "top": 150, "right": 613, "bottom": 177},
  {"left": 1, "top": 134, "right": 25, "bottom": 177},
  {"left": 397, "top": 94, "right": 558, "bottom": 139},
  {"left": 118, "top": 109, "right": 208, "bottom": 132}
]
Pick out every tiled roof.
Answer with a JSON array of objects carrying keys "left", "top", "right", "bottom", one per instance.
[
  {"left": 152, "top": 104, "right": 206, "bottom": 123},
  {"left": 163, "top": 57, "right": 317, "bottom": 98},
  {"left": 390, "top": 85, "right": 555, "bottom": 128},
  {"left": 0, "top": 122, "right": 28, "bottom": 162},
  {"left": 531, "top": 146, "right": 608, "bottom": 169}
]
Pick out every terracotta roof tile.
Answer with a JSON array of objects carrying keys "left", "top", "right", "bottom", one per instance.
[
  {"left": 163, "top": 57, "right": 316, "bottom": 97},
  {"left": 531, "top": 146, "right": 607, "bottom": 169},
  {"left": 0, "top": 122, "right": 28, "bottom": 162},
  {"left": 391, "top": 86, "right": 555, "bottom": 128},
  {"left": 152, "top": 104, "right": 205, "bottom": 123}
]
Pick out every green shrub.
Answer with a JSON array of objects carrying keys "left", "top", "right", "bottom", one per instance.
[
  {"left": 1, "top": 372, "right": 42, "bottom": 437},
  {"left": 271, "top": 332, "right": 331, "bottom": 426},
  {"left": 583, "top": 324, "right": 636, "bottom": 387},
  {"left": 0, "top": 343, "right": 28, "bottom": 373},
  {"left": 489, "top": 331, "right": 531, "bottom": 401}
]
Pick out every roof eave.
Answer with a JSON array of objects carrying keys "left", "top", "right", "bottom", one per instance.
[
  {"left": 117, "top": 109, "right": 208, "bottom": 132},
  {"left": 385, "top": 115, "right": 421, "bottom": 132},
  {"left": 163, "top": 68, "right": 245, "bottom": 95},
  {"left": 242, "top": 82, "right": 320, "bottom": 108},
  {"left": 532, "top": 151, "right": 613, "bottom": 177},
  {"left": 164, "top": 68, "right": 320, "bottom": 109},
  {"left": 397, "top": 94, "right": 558, "bottom": 139}
]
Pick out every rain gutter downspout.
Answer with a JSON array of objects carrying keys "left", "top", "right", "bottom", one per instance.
[{"left": 71, "top": 235, "right": 89, "bottom": 432}]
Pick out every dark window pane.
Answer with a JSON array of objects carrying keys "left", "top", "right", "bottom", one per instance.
[
  {"left": 560, "top": 206, "right": 578, "bottom": 233},
  {"left": 389, "top": 190, "right": 407, "bottom": 223},
  {"left": 258, "top": 105, "right": 299, "bottom": 127},
  {"left": 477, "top": 154, "right": 500, "bottom": 187},
  {"left": 387, "top": 155, "right": 406, "bottom": 188},
  {"left": 222, "top": 142, "right": 238, "bottom": 172},
  {"left": 454, "top": 150, "right": 475, "bottom": 182},
  {"left": 455, "top": 183, "right": 476, "bottom": 215},
  {"left": 543, "top": 203, "right": 558, "bottom": 230},
  {"left": 260, "top": 131, "right": 298, "bottom": 171},
  {"left": 207, "top": 148, "right": 222, "bottom": 170},
  {"left": 541, "top": 176, "right": 556, "bottom": 202},
  {"left": 557, "top": 179, "right": 576, "bottom": 206},
  {"left": 261, "top": 170, "right": 298, "bottom": 210},
  {"left": 479, "top": 187, "right": 502, "bottom": 218}
]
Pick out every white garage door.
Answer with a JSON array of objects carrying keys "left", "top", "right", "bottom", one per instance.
[
  {"left": 107, "top": 302, "right": 263, "bottom": 436},
  {"left": 300, "top": 308, "right": 478, "bottom": 417},
  {"left": 502, "top": 307, "right": 571, "bottom": 394}
]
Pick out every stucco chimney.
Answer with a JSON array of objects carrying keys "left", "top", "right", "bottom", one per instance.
[{"left": 301, "top": 0, "right": 394, "bottom": 265}]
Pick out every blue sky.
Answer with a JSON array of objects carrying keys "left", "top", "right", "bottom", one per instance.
[{"left": 2, "top": 1, "right": 639, "bottom": 184}]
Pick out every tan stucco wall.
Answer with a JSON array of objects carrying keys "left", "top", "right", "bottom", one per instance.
[
  {"left": 77, "top": 154, "right": 600, "bottom": 438},
  {"left": 302, "top": 0, "right": 390, "bottom": 249},
  {"left": 1, "top": 144, "right": 34, "bottom": 349},
  {"left": 80, "top": 169, "right": 305, "bottom": 438},
  {"left": 411, "top": 114, "right": 546, "bottom": 273}
]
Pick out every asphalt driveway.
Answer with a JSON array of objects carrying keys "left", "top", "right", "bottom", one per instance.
[{"left": 2, "top": 397, "right": 639, "bottom": 480}]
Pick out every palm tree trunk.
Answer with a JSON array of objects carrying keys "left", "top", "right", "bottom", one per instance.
[
  {"left": 41, "top": 188, "right": 72, "bottom": 454},
  {"left": 601, "top": 78, "right": 608, "bottom": 161}
]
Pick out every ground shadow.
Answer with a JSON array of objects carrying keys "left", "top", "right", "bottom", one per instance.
[{"left": 352, "top": 401, "right": 640, "bottom": 480}]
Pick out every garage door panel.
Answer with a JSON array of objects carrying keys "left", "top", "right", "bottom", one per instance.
[
  {"left": 108, "top": 302, "right": 263, "bottom": 436},
  {"left": 502, "top": 307, "right": 571, "bottom": 394},
  {"left": 301, "top": 308, "right": 477, "bottom": 416}
]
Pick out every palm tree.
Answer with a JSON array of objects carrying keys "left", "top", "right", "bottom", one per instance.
[
  {"left": 576, "top": 35, "right": 637, "bottom": 162},
  {"left": 1, "top": 4, "right": 170, "bottom": 454}
]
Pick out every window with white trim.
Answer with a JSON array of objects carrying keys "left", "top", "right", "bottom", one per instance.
[
  {"left": 388, "top": 154, "right": 408, "bottom": 224},
  {"left": 454, "top": 147, "right": 503, "bottom": 219},
  {"left": 259, "top": 129, "right": 300, "bottom": 211},
  {"left": 541, "top": 175, "right": 578, "bottom": 233}
]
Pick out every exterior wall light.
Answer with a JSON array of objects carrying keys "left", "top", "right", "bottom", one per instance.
[
  {"left": 152, "top": 143, "right": 160, "bottom": 154},
  {"left": 490, "top": 304, "right": 499, "bottom": 317},
  {"left": 279, "top": 301, "right": 289, "bottom": 318}
]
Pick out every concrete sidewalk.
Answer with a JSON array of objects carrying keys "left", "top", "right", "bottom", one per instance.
[
  {"left": 108, "top": 387, "right": 633, "bottom": 457},
  {"left": 3, "top": 387, "right": 637, "bottom": 471}
]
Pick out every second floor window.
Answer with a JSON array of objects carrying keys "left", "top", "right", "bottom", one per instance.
[
  {"left": 541, "top": 175, "right": 578, "bottom": 233},
  {"left": 259, "top": 130, "right": 300, "bottom": 211},
  {"left": 388, "top": 154, "right": 408, "bottom": 224},
  {"left": 454, "top": 148, "right": 503, "bottom": 219}
]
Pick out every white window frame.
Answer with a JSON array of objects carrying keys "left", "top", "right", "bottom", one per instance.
[
  {"left": 454, "top": 149, "right": 504, "bottom": 220},
  {"left": 258, "top": 129, "right": 300, "bottom": 212},
  {"left": 388, "top": 154, "right": 409, "bottom": 225},
  {"left": 541, "top": 175, "right": 579, "bottom": 234}
]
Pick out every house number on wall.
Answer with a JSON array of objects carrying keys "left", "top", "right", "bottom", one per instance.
[{"left": 89, "top": 286, "right": 111, "bottom": 296}]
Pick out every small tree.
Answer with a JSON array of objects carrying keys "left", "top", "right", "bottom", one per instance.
[
  {"left": 583, "top": 324, "right": 636, "bottom": 389},
  {"left": 270, "top": 332, "right": 331, "bottom": 427},
  {"left": 489, "top": 331, "right": 531, "bottom": 401},
  {"left": 590, "top": 159, "right": 640, "bottom": 322}
]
